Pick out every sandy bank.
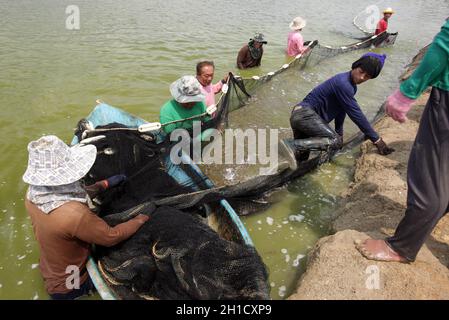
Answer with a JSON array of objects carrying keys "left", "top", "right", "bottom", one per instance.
[{"left": 288, "top": 47, "right": 449, "bottom": 300}]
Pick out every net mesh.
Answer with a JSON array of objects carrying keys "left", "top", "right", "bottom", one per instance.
[
  {"left": 76, "top": 123, "right": 270, "bottom": 300},
  {"left": 309, "top": 32, "right": 398, "bottom": 64},
  {"left": 193, "top": 33, "right": 396, "bottom": 212},
  {"left": 97, "top": 206, "right": 270, "bottom": 300},
  {"left": 78, "top": 31, "right": 397, "bottom": 214}
]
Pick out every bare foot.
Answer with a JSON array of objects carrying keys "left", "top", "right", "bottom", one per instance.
[{"left": 355, "top": 239, "right": 409, "bottom": 263}]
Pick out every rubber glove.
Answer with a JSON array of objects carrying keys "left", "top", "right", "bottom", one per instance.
[
  {"left": 385, "top": 89, "right": 415, "bottom": 123},
  {"left": 374, "top": 138, "right": 395, "bottom": 155}
]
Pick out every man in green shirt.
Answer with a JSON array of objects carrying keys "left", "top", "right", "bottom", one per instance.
[
  {"left": 160, "top": 75, "right": 208, "bottom": 134},
  {"left": 357, "top": 19, "right": 449, "bottom": 263}
]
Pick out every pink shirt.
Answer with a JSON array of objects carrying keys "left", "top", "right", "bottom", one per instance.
[
  {"left": 200, "top": 81, "right": 223, "bottom": 107},
  {"left": 287, "top": 31, "right": 305, "bottom": 57}
]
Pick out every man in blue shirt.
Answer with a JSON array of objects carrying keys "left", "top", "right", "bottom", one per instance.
[{"left": 290, "top": 53, "right": 394, "bottom": 161}]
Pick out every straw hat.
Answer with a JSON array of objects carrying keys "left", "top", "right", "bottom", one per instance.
[
  {"left": 383, "top": 8, "right": 394, "bottom": 14},
  {"left": 170, "top": 75, "right": 205, "bottom": 104},
  {"left": 289, "top": 16, "right": 307, "bottom": 31},
  {"left": 23, "top": 135, "right": 97, "bottom": 186}
]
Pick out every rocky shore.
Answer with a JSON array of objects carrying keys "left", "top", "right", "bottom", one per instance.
[{"left": 288, "top": 46, "right": 449, "bottom": 300}]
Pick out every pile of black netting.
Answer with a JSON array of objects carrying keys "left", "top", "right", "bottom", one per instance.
[
  {"left": 99, "top": 206, "right": 270, "bottom": 300},
  {"left": 75, "top": 122, "right": 270, "bottom": 299},
  {"left": 76, "top": 123, "right": 208, "bottom": 216}
]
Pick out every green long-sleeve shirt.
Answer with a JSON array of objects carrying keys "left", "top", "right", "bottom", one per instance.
[
  {"left": 400, "top": 20, "right": 449, "bottom": 99},
  {"left": 159, "top": 99, "right": 208, "bottom": 134}
]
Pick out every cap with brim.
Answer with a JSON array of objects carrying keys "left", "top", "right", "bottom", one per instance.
[
  {"left": 170, "top": 75, "right": 205, "bottom": 104},
  {"left": 289, "top": 17, "right": 307, "bottom": 31},
  {"left": 383, "top": 8, "right": 394, "bottom": 14},
  {"left": 23, "top": 135, "right": 97, "bottom": 186},
  {"left": 251, "top": 33, "right": 268, "bottom": 44}
]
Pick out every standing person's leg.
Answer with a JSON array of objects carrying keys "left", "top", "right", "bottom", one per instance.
[
  {"left": 386, "top": 88, "right": 449, "bottom": 261},
  {"left": 357, "top": 87, "right": 449, "bottom": 262}
]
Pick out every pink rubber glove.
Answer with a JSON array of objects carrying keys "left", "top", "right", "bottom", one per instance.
[{"left": 385, "top": 89, "right": 415, "bottom": 123}]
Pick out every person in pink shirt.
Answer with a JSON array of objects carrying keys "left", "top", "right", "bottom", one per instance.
[
  {"left": 196, "top": 61, "right": 229, "bottom": 108},
  {"left": 287, "top": 16, "right": 307, "bottom": 57}
]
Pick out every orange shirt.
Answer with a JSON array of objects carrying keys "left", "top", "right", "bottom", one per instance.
[{"left": 25, "top": 200, "right": 147, "bottom": 294}]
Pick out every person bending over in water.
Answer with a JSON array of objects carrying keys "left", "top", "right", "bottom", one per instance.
[{"left": 289, "top": 52, "right": 394, "bottom": 162}]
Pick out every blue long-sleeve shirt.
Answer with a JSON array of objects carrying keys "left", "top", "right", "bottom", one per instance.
[{"left": 298, "top": 71, "right": 379, "bottom": 142}]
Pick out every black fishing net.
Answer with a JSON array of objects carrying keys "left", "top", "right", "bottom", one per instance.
[
  {"left": 189, "top": 32, "right": 396, "bottom": 212},
  {"left": 98, "top": 206, "right": 270, "bottom": 300},
  {"left": 308, "top": 32, "right": 398, "bottom": 64},
  {"left": 75, "top": 123, "right": 205, "bottom": 216},
  {"left": 74, "top": 121, "right": 270, "bottom": 300}
]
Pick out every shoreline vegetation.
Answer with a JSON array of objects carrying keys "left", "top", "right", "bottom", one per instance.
[{"left": 288, "top": 45, "right": 449, "bottom": 299}]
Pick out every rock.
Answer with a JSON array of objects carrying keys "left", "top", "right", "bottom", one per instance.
[{"left": 289, "top": 230, "right": 449, "bottom": 300}]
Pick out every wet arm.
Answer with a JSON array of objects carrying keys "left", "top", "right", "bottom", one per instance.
[
  {"left": 74, "top": 210, "right": 148, "bottom": 247},
  {"left": 212, "top": 81, "right": 223, "bottom": 94},
  {"left": 237, "top": 46, "right": 247, "bottom": 69}
]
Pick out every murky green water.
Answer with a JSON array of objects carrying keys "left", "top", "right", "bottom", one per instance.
[{"left": 0, "top": 0, "right": 447, "bottom": 299}]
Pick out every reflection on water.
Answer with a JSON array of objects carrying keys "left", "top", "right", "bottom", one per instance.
[
  {"left": 241, "top": 150, "right": 356, "bottom": 299},
  {"left": 1, "top": 0, "right": 448, "bottom": 299}
]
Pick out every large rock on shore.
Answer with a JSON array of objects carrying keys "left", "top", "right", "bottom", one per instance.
[{"left": 288, "top": 230, "right": 449, "bottom": 300}]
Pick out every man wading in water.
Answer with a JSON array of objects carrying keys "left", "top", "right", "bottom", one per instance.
[
  {"left": 236, "top": 33, "right": 267, "bottom": 69},
  {"left": 375, "top": 8, "right": 394, "bottom": 35}
]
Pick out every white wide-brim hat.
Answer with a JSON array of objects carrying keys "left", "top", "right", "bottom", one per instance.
[
  {"left": 23, "top": 135, "right": 97, "bottom": 186},
  {"left": 170, "top": 75, "right": 205, "bottom": 104},
  {"left": 289, "top": 16, "right": 307, "bottom": 31}
]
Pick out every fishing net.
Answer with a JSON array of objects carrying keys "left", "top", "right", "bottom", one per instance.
[
  {"left": 75, "top": 29, "right": 397, "bottom": 214},
  {"left": 74, "top": 123, "right": 206, "bottom": 216},
  {"left": 97, "top": 206, "right": 270, "bottom": 300},
  {"left": 74, "top": 121, "right": 270, "bottom": 300},
  {"left": 309, "top": 31, "right": 398, "bottom": 64},
  {"left": 190, "top": 32, "right": 397, "bottom": 210}
]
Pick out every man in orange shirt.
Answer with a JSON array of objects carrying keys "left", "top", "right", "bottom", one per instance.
[
  {"left": 22, "top": 135, "right": 149, "bottom": 299},
  {"left": 375, "top": 8, "right": 394, "bottom": 35}
]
